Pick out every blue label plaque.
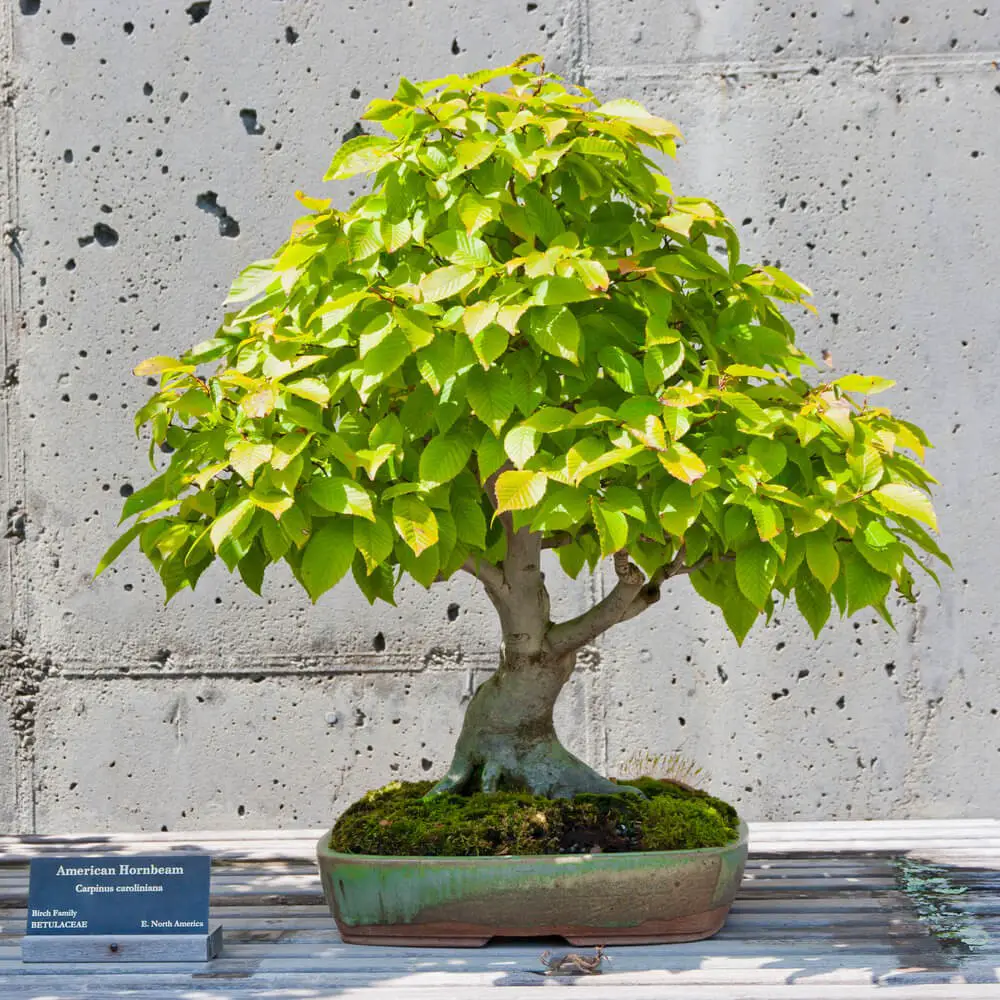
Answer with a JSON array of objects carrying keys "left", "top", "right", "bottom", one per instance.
[{"left": 26, "top": 855, "right": 212, "bottom": 937}]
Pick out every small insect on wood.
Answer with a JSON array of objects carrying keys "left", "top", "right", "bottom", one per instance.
[{"left": 539, "top": 944, "right": 608, "bottom": 975}]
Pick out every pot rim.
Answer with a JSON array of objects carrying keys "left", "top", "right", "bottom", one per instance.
[{"left": 317, "top": 819, "right": 748, "bottom": 864}]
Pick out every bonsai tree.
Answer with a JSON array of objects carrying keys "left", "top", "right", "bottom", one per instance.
[{"left": 98, "top": 55, "right": 947, "bottom": 801}]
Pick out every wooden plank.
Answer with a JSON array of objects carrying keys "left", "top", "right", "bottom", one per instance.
[{"left": 1, "top": 986, "right": 999, "bottom": 1000}]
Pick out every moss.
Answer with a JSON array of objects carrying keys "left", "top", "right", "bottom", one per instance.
[{"left": 329, "top": 777, "right": 740, "bottom": 857}]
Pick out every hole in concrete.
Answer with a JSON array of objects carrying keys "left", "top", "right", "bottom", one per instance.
[
  {"left": 239, "top": 108, "right": 265, "bottom": 135},
  {"left": 60, "top": 32, "right": 75, "bottom": 45},
  {"left": 123, "top": 21, "right": 134, "bottom": 33},
  {"left": 285, "top": 25, "right": 298, "bottom": 43},
  {"left": 93, "top": 223, "right": 119, "bottom": 247},
  {"left": 195, "top": 191, "right": 240, "bottom": 238},
  {"left": 186, "top": 1, "right": 210, "bottom": 24},
  {"left": 447, "top": 603, "right": 460, "bottom": 621},
  {"left": 372, "top": 631, "right": 386, "bottom": 652}
]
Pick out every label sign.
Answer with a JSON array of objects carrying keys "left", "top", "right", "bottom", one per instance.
[{"left": 26, "top": 855, "right": 212, "bottom": 937}]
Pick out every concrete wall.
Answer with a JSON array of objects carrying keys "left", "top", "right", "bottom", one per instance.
[{"left": 1, "top": 0, "right": 996, "bottom": 833}]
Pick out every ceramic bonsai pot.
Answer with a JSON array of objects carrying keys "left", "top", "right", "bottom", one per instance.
[{"left": 316, "top": 821, "right": 748, "bottom": 947}]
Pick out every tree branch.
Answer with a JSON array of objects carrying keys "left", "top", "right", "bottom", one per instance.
[
  {"left": 547, "top": 550, "right": 736, "bottom": 654},
  {"left": 540, "top": 532, "right": 575, "bottom": 550},
  {"left": 482, "top": 462, "right": 515, "bottom": 543},
  {"left": 459, "top": 556, "right": 506, "bottom": 595},
  {"left": 547, "top": 550, "right": 647, "bottom": 655}
]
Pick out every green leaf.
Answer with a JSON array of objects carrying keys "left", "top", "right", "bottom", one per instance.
[
  {"left": 603, "top": 485, "right": 646, "bottom": 521},
  {"left": 324, "top": 135, "right": 394, "bottom": 181},
  {"left": 467, "top": 368, "right": 514, "bottom": 434},
  {"left": 599, "top": 346, "right": 644, "bottom": 394},
  {"left": 429, "top": 230, "right": 493, "bottom": 268},
  {"left": 452, "top": 490, "right": 488, "bottom": 548},
  {"left": 393, "top": 495, "right": 439, "bottom": 555},
  {"left": 748, "top": 438, "right": 787, "bottom": 479},
  {"left": 472, "top": 325, "right": 509, "bottom": 368},
  {"left": 419, "top": 432, "right": 474, "bottom": 485},
  {"left": 308, "top": 476, "right": 375, "bottom": 521},
  {"left": 796, "top": 572, "right": 832, "bottom": 638},
  {"left": 572, "top": 136, "right": 626, "bottom": 161},
  {"left": 735, "top": 542, "right": 778, "bottom": 610},
  {"left": 854, "top": 520, "right": 904, "bottom": 577},
  {"left": 419, "top": 264, "right": 476, "bottom": 303},
  {"left": 209, "top": 498, "right": 255, "bottom": 551},
  {"left": 225, "top": 259, "right": 277, "bottom": 304},
  {"left": 805, "top": 533, "right": 840, "bottom": 590},
  {"left": 591, "top": 499, "right": 628, "bottom": 557},
  {"left": 94, "top": 522, "right": 143, "bottom": 576},
  {"left": 532, "top": 276, "right": 593, "bottom": 306},
  {"left": 721, "top": 590, "right": 759, "bottom": 645},
  {"left": 873, "top": 483, "right": 937, "bottom": 530},
  {"left": 353, "top": 514, "right": 394, "bottom": 574},
  {"left": 842, "top": 546, "right": 892, "bottom": 616},
  {"left": 494, "top": 470, "right": 548, "bottom": 512},
  {"left": 301, "top": 520, "right": 355, "bottom": 601},
  {"left": 847, "top": 444, "right": 884, "bottom": 492},
  {"left": 658, "top": 480, "right": 703, "bottom": 537},
  {"left": 643, "top": 342, "right": 684, "bottom": 391},
  {"left": 526, "top": 305, "right": 580, "bottom": 364}
]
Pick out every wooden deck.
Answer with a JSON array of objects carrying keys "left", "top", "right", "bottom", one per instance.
[{"left": 1, "top": 820, "right": 998, "bottom": 998}]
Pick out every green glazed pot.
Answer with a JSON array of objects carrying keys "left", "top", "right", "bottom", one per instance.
[{"left": 317, "top": 821, "right": 748, "bottom": 947}]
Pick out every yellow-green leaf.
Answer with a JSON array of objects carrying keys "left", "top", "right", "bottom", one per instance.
[
  {"left": 835, "top": 374, "right": 895, "bottom": 395},
  {"left": 419, "top": 264, "right": 476, "bottom": 303},
  {"left": 230, "top": 442, "right": 273, "bottom": 485},
  {"left": 393, "top": 495, "right": 439, "bottom": 555},
  {"left": 658, "top": 442, "right": 706, "bottom": 484},
  {"left": 494, "top": 470, "right": 548, "bottom": 512},
  {"left": 873, "top": 483, "right": 938, "bottom": 530},
  {"left": 284, "top": 378, "right": 331, "bottom": 406},
  {"left": 209, "top": 498, "right": 255, "bottom": 551},
  {"left": 133, "top": 356, "right": 192, "bottom": 377}
]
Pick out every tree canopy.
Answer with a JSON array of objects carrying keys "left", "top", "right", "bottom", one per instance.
[{"left": 98, "top": 54, "right": 947, "bottom": 643}]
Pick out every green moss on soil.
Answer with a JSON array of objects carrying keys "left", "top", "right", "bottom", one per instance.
[{"left": 329, "top": 777, "right": 740, "bottom": 857}]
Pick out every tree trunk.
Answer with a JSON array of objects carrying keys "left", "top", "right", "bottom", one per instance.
[
  {"left": 428, "top": 522, "right": 638, "bottom": 799},
  {"left": 428, "top": 646, "right": 627, "bottom": 798}
]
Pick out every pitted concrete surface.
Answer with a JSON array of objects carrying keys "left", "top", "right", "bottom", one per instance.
[{"left": 0, "top": 1, "right": 997, "bottom": 831}]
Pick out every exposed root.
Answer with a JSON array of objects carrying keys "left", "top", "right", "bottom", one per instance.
[{"left": 426, "top": 736, "right": 642, "bottom": 800}]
